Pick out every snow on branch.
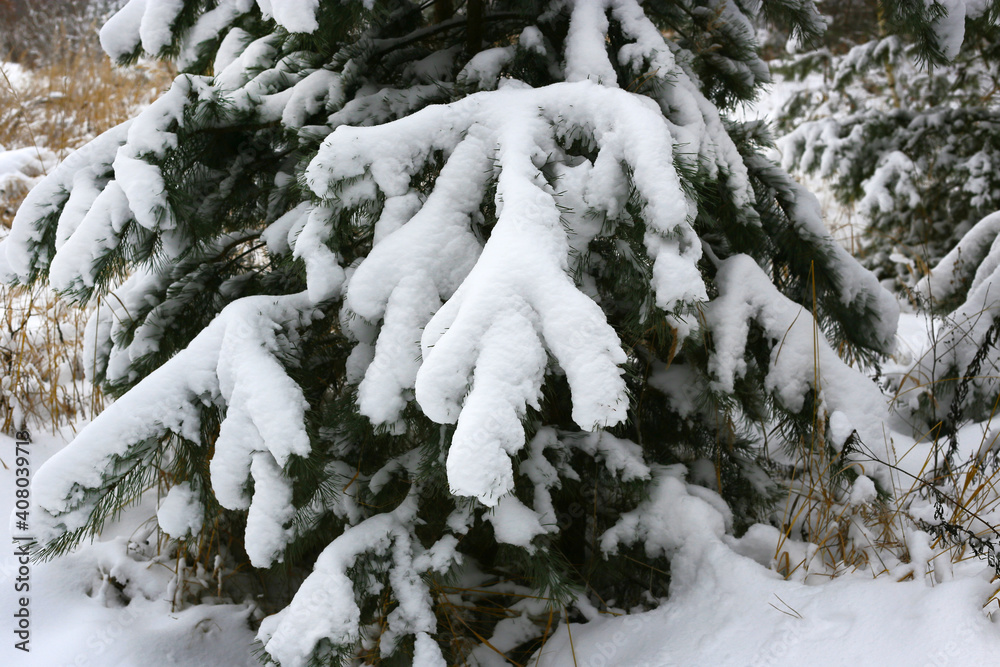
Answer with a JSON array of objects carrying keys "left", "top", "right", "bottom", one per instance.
[
  {"left": 916, "top": 211, "right": 1000, "bottom": 309},
  {"left": 302, "top": 80, "right": 706, "bottom": 504},
  {"left": 100, "top": 0, "right": 321, "bottom": 62},
  {"left": 32, "top": 294, "right": 319, "bottom": 567},
  {"left": 706, "top": 253, "right": 888, "bottom": 454},
  {"left": 259, "top": 477, "right": 450, "bottom": 667},
  {"left": 1, "top": 75, "right": 220, "bottom": 297},
  {"left": 0, "top": 121, "right": 130, "bottom": 284},
  {"left": 908, "top": 212, "right": 1000, "bottom": 411},
  {"left": 881, "top": 0, "right": 989, "bottom": 64},
  {"left": 600, "top": 464, "right": 727, "bottom": 561}
]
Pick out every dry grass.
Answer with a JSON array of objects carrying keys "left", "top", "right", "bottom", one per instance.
[
  {"left": 763, "top": 267, "right": 996, "bottom": 588},
  {"left": 1, "top": 40, "right": 173, "bottom": 432},
  {"left": 770, "top": 319, "right": 1000, "bottom": 613},
  {"left": 776, "top": 427, "right": 1000, "bottom": 599},
  {"left": 774, "top": 432, "right": 916, "bottom": 580},
  {"left": 1, "top": 285, "right": 98, "bottom": 433}
]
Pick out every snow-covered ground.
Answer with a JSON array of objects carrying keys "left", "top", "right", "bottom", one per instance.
[
  {"left": 5, "top": 403, "right": 1000, "bottom": 666},
  {"left": 2, "top": 59, "right": 261, "bottom": 666},
  {"left": 538, "top": 556, "right": 999, "bottom": 666}
]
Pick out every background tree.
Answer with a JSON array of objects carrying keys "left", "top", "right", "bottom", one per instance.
[
  {"left": 778, "top": 0, "right": 1000, "bottom": 304},
  {"left": 772, "top": 1, "right": 1000, "bottom": 500},
  {"left": 1, "top": 0, "right": 899, "bottom": 664}
]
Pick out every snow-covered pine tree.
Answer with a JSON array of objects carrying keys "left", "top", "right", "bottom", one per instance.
[
  {"left": 778, "top": 0, "right": 1000, "bottom": 303},
  {"left": 1, "top": 0, "right": 899, "bottom": 664}
]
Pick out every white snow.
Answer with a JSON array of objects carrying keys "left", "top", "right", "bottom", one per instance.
[
  {"left": 213, "top": 27, "right": 253, "bottom": 75},
  {"left": 916, "top": 210, "right": 1000, "bottom": 306},
  {"left": 281, "top": 68, "right": 344, "bottom": 129},
  {"left": 565, "top": 0, "right": 619, "bottom": 85},
  {"left": 706, "top": 254, "right": 890, "bottom": 455},
  {"left": 932, "top": 0, "right": 967, "bottom": 61},
  {"left": 138, "top": 0, "right": 185, "bottom": 56},
  {"left": 848, "top": 475, "right": 878, "bottom": 506},
  {"left": 0, "top": 146, "right": 53, "bottom": 185},
  {"left": 100, "top": 0, "right": 147, "bottom": 60},
  {"left": 303, "top": 80, "right": 726, "bottom": 503},
  {"left": 1, "top": 121, "right": 130, "bottom": 284},
  {"left": 488, "top": 494, "right": 547, "bottom": 549},
  {"left": 259, "top": 489, "right": 445, "bottom": 667},
  {"left": 243, "top": 453, "right": 295, "bottom": 566},
  {"left": 535, "top": 556, "right": 1000, "bottom": 666},
  {"left": 32, "top": 293, "right": 318, "bottom": 570},
  {"left": 178, "top": 0, "right": 250, "bottom": 70},
  {"left": 457, "top": 47, "right": 515, "bottom": 91},
  {"left": 785, "top": 180, "right": 900, "bottom": 351},
  {"left": 356, "top": 272, "right": 440, "bottom": 426},
  {"left": 156, "top": 482, "right": 204, "bottom": 538},
  {"left": 257, "top": 0, "right": 320, "bottom": 33}
]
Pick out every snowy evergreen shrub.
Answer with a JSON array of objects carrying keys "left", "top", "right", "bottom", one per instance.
[
  {"left": 892, "top": 211, "right": 1000, "bottom": 437},
  {"left": 1, "top": 0, "right": 901, "bottom": 664},
  {"left": 777, "top": 0, "right": 1000, "bottom": 299}
]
